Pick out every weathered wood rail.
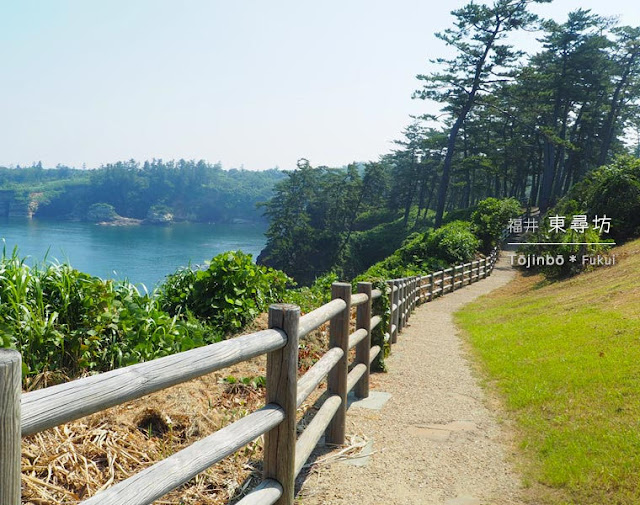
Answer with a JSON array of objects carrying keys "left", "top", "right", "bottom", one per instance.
[{"left": 0, "top": 248, "right": 498, "bottom": 505}]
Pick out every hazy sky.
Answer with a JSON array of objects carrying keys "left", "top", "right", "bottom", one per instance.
[{"left": 1, "top": 0, "right": 639, "bottom": 171}]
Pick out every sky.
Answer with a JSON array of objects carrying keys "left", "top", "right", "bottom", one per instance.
[{"left": 1, "top": 0, "right": 639, "bottom": 171}]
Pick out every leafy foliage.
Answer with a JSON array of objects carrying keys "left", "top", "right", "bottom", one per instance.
[
  {"left": 555, "top": 156, "right": 640, "bottom": 242},
  {"left": 517, "top": 225, "right": 608, "bottom": 278},
  {"left": 283, "top": 272, "right": 337, "bottom": 314},
  {"left": 471, "top": 197, "right": 521, "bottom": 252},
  {"left": 414, "top": 0, "right": 545, "bottom": 225},
  {"left": 0, "top": 250, "right": 208, "bottom": 379},
  {"left": 518, "top": 156, "right": 640, "bottom": 279},
  {"left": 0, "top": 249, "right": 291, "bottom": 382},
  {"left": 0, "top": 159, "right": 285, "bottom": 223},
  {"left": 425, "top": 221, "right": 480, "bottom": 264},
  {"left": 258, "top": 161, "right": 396, "bottom": 285},
  {"left": 159, "top": 251, "right": 290, "bottom": 334},
  {"left": 356, "top": 219, "right": 481, "bottom": 281},
  {"left": 86, "top": 203, "right": 118, "bottom": 222}
]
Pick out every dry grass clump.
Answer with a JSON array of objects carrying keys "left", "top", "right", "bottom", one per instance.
[
  {"left": 22, "top": 419, "right": 162, "bottom": 503},
  {"left": 21, "top": 318, "right": 332, "bottom": 504}
]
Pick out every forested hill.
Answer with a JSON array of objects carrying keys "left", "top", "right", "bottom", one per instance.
[
  {"left": 0, "top": 160, "right": 285, "bottom": 223},
  {"left": 258, "top": 4, "right": 640, "bottom": 285}
]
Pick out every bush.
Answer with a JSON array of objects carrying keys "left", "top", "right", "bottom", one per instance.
[
  {"left": 159, "top": 251, "right": 291, "bottom": 334},
  {"left": 516, "top": 216, "right": 609, "bottom": 278},
  {"left": 86, "top": 202, "right": 118, "bottom": 222},
  {"left": 352, "top": 208, "right": 398, "bottom": 231},
  {"left": 556, "top": 155, "right": 640, "bottom": 242},
  {"left": 0, "top": 251, "right": 208, "bottom": 379},
  {"left": 341, "top": 217, "right": 412, "bottom": 279},
  {"left": 443, "top": 206, "right": 476, "bottom": 225},
  {"left": 471, "top": 197, "right": 521, "bottom": 252},
  {"left": 425, "top": 221, "right": 480, "bottom": 264},
  {"left": 284, "top": 271, "right": 337, "bottom": 314}
]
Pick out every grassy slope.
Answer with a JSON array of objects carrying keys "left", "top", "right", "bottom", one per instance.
[{"left": 455, "top": 239, "right": 640, "bottom": 505}]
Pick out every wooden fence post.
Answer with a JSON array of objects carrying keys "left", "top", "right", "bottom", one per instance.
[
  {"left": 409, "top": 277, "right": 415, "bottom": 318},
  {"left": 484, "top": 257, "right": 488, "bottom": 278},
  {"left": 428, "top": 273, "right": 434, "bottom": 302},
  {"left": 264, "top": 304, "right": 300, "bottom": 505},
  {"left": 387, "top": 280, "right": 398, "bottom": 347},
  {"left": 386, "top": 280, "right": 393, "bottom": 341},
  {"left": 405, "top": 278, "right": 410, "bottom": 323},
  {"left": 440, "top": 270, "right": 445, "bottom": 297},
  {"left": 402, "top": 278, "right": 407, "bottom": 327},
  {"left": 355, "top": 282, "right": 372, "bottom": 399},
  {"left": 0, "top": 349, "right": 21, "bottom": 505},
  {"left": 326, "top": 283, "right": 351, "bottom": 446},
  {"left": 409, "top": 275, "right": 416, "bottom": 317},
  {"left": 392, "top": 280, "right": 400, "bottom": 344},
  {"left": 406, "top": 278, "right": 410, "bottom": 322},
  {"left": 405, "top": 278, "right": 410, "bottom": 321},
  {"left": 397, "top": 280, "right": 404, "bottom": 333},
  {"left": 411, "top": 277, "right": 416, "bottom": 312}
]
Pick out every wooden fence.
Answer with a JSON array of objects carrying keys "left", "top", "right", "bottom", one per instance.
[{"left": 0, "top": 248, "right": 498, "bottom": 505}]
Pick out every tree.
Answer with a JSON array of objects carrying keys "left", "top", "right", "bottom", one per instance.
[
  {"left": 415, "top": 0, "right": 546, "bottom": 227},
  {"left": 258, "top": 161, "right": 319, "bottom": 282},
  {"left": 598, "top": 26, "right": 640, "bottom": 166},
  {"left": 533, "top": 10, "right": 614, "bottom": 210}
]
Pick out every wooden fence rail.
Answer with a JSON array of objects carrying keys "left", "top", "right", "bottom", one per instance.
[{"left": 0, "top": 248, "right": 498, "bottom": 505}]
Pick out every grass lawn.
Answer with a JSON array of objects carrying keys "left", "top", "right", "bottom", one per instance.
[{"left": 455, "top": 238, "right": 640, "bottom": 505}]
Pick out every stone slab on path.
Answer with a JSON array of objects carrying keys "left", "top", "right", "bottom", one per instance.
[{"left": 347, "top": 391, "right": 392, "bottom": 411}]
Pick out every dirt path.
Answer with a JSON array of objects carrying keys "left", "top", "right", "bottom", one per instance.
[{"left": 299, "top": 255, "right": 523, "bottom": 505}]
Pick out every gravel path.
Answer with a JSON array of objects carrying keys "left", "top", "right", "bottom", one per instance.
[{"left": 299, "top": 255, "right": 523, "bottom": 505}]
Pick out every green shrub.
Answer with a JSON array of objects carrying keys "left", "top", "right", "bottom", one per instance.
[
  {"left": 159, "top": 251, "right": 291, "bottom": 334},
  {"left": 0, "top": 250, "right": 208, "bottom": 379},
  {"left": 341, "top": 217, "right": 412, "bottom": 279},
  {"left": 516, "top": 217, "right": 610, "bottom": 278},
  {"left": 470, "top": 197, "right": 521, "bottom": 252},
  {"left": 284, "top": 272, "right": 337, "bottom": 314},
  {"left": 443, "top": 205, "right": 476, "bottom": 224},
  {"left": 425, "top": 221, "right": 480, "bottom": 264},
  {"left": 86, "top": 202, "right": 118, "bottom": 222},
  {"left": 349, "top": 276, "right": 390, "bottom": 372},
  {"left": 556, "top": 155, "right": 640, "bottom": 242},
  {"left": 352, "top": 208, "right": 398, "bottom": 231}
]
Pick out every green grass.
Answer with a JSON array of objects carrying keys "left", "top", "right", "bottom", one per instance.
[{"left": 455, "top": 239, "right": 640, "bottom": 505}]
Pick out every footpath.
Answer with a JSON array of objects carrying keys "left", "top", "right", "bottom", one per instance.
[{"left": 299, "top": 254, "right": 523, "bottom": 505}]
